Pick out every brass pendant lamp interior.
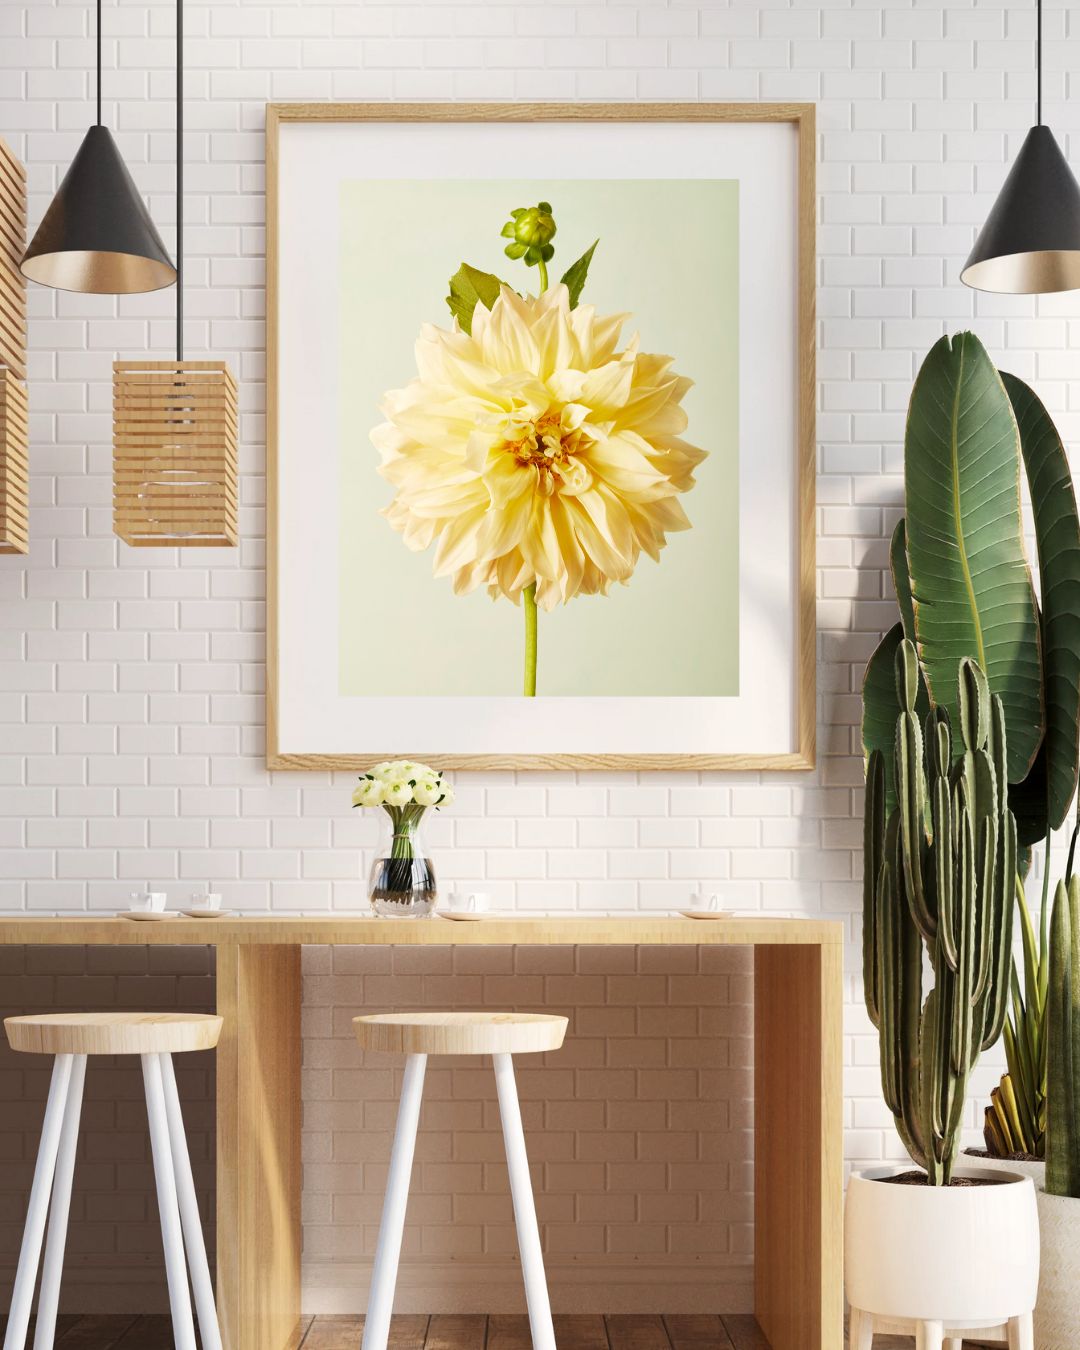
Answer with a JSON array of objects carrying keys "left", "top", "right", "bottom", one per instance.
[
  {"left": 961, "top": 0, "right": 1080, "bottom": 294},
  {"left": 20, "top": 0, "right": 176, "bottom": 295}
]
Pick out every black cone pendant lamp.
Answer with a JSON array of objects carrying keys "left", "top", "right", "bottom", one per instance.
[
  {"left": 962, "top": 0, "right": 1080, "bottom": 294},
  {"left": 20, "top": 0, "right": 176, "bottom": 294}
]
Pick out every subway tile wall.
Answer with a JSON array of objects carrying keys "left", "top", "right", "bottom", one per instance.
[{"left": 0, "top": 0, "right": 1076, "bottom": 1313}]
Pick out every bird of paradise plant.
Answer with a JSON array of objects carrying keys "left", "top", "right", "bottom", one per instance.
[
  {"left": 858, "top": 332, "right": 1080, "bottom": 1167},
  {"left": 371, "top": 201, "right": 707, "bottom": 696}
]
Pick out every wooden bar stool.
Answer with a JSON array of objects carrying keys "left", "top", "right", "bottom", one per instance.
[
  {"left": 354, "top": 1012, "right": 568, "bottom": 1350},
  {"left": 2, "top": 1013, "right": 224, "bottom": 1350}
]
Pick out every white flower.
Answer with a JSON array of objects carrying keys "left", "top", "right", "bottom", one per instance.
[
  {"left": 413, "top": 779, "right": 442, "bottom": 807},
  {"left": 437, "top": 785, "right": 455, "bottom": 808},
  {"left": 384, "top": 780, "right": 413, "bottom": 807},
  {"left": 352, "top": 778, "right": 386, "bottom": 807}
]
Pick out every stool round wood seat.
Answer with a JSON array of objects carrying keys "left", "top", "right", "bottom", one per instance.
[
  {"left": 2, "top": 1011, "right": 224, "bottom": 1350},
  {"left": 354, "top": 1011, "right": 567, "bottom": 1057},
  {"left": 4, "top": 1012, "right": 223, "bottom": 1057},
  {"left": 355, "top": 1009, "right": 568, "bottom": 1350}
]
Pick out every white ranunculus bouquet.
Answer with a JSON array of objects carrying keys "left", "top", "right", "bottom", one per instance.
[
  {"left": 351, "top": 760, "right": 454, "bottom": 812},
  {"left": 351, "top": 761, "right": 453, "bottom": 917}
]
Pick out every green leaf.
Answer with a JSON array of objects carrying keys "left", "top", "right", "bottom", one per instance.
[
  {"left": 559, "top": 240, "right": 598, "bottom": 310},
  {"left": 904, "top": 332, "right": 1044, "bottom": 784},
  {"left": 446, "top": 263, "right": 504, "bottom": 336},
  {"left": 891, "top": 518, "right": 918, "bottom": 644},
  {"left": 862, "top": 623, "right": 930, "bottom": 816},
  {"left": 1009, "top": 731, "right": 1050, "bottom": 849},
  {"left": 1003, "top": 371, "right": 1080, "bottom": 830}
]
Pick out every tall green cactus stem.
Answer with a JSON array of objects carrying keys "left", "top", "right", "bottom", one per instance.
[
  {"left": 1046, "top": 877, "right": 1080, "bottom": 1197},
  {"left": 864, "top": 640, "right": 1017, "bottom": 1184}
]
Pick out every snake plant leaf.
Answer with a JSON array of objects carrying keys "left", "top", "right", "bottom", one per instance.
[
  {"left": 904, "top": 332, "right": 1044, "bottom": 784},
  {"left": 1002, "top": 371, "right": 1080, "bottom": 829},
  {"left": 861, "top": 623, "right": 930, "bottom": 815}
]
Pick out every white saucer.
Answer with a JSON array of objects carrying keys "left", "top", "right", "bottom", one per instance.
[
  {"left": 677, "top": 908, "right": 731, "bottom": 920},
  {"left": 439, "top": 910, "right": 493, "bottom": 922},
  {"left": 181, "top": 908, "right": 234, "bottom": 919},
  {"left": 117, "top": 910, "right": 171, "bottom": 921}
]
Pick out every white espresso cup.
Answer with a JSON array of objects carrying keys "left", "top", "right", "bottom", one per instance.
[
  {"left": 451, "top": 891, "right": 491, "bottom": 913},
  {"left": 129, "top": 891, "right": 167, "bottom": 913},
  {"left": 190, "top": 892, "right": 222, "bottom": 911},
  {"left": 690, "top": 892, "right": 724, "bottom": 913}
]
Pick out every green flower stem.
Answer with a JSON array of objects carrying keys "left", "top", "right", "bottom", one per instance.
[
  {"left": 385, "top": 803, "right": 427, "bottom": 860},
  {"left": 537, "top": 258, "right": 549, "bottom": 292},
  {"left": 523, "top": 583, "right": 538, "bottom": 697}
]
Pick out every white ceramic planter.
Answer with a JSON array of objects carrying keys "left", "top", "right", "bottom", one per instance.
[
  {"left": 845, "top": 1166, "right": 1040, "bottom": 1348},
  {"left": 963, "top": 1155, "right": 1080, "bottom": 1350},
  {"left": 1031, "top": 1188, "right": 1080, "bottom": 1350}
]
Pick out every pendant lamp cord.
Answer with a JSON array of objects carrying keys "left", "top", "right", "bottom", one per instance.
[
  {"left": 1037, "top": 0, "right": 1043, "bottom": 126},
  {"left": 176, "top": 0, "right": 186, "bottom": 361},
  {"left": 95, "top": 0, "right": 101, "bottom": 125},
  {"left": 176, "top": 0, "right": 183, "bottom": 362}
]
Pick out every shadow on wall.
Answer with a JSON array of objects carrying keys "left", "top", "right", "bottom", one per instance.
[
  {"left": 0, "top": 942, "right": 755, "bottom": 1318},
  {"left": 301, "top": 943, "right": 755, "bottom": 1317},
  {"left": 0, "top": 945, "right": 217, "bottom": 1315}
]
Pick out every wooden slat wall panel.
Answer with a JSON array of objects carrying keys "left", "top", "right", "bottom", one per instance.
[
  {"left": 0, "top": 133, "right": 26, "bottom": 385},
  {"left": 0, "top": 135, "right": 27, "bottom": 556},
  {"left": 112, "top": 359, "right": 239, "bottom": 547},
  {"left": 0, "top": 368, "right": 28, "bottom": 554}
]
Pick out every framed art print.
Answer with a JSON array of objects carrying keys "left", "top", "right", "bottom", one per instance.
[{"left": 266, "top": 104, "right": 815, "bottom": 770}]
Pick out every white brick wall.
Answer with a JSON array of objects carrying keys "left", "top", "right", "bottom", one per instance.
[{"left": 1, "top": 0, "right": 1075, "bottom": 1310}]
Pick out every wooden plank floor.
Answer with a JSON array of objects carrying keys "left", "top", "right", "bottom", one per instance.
[
  {"left": 0, "top": 1313, "right": 1002, "bottom": 1348},
  {"left": 0, "top": 1315, "right": 770, "bottom": 1349}
]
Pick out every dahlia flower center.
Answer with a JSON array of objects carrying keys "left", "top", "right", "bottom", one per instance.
[{"left": 501, "top": 409, "right": 593, "bottom": 497}]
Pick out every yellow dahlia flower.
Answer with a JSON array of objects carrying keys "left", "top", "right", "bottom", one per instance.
[{"left": 372, "top": 283, "right": 706, "bottom": 613}]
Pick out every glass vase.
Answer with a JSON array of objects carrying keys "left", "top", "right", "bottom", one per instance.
[{"left": 368, "top": 809, "right": 438, "bottom": 918}]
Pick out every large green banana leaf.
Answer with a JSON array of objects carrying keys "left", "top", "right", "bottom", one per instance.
[
  {"left": 891, "top": 519, "right": 917, "bottom": 640},
  {"left": 862, "top": 622, "right": 930, "bottom": 816},
  {"left": 1003, "top": 372, "right": 1080, "bottom": 829},
  {"left": 904, "top": 332, "right": 1044, "bottom": 784}
]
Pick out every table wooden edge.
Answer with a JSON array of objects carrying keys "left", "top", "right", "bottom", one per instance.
[{"left": 0, "top": 915, "right": 844, "bottom": 945}]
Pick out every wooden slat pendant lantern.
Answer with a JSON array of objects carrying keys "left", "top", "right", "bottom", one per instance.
[
  {"left": 0, "top": 134, "right": 29, "bottom": 555},
  {"left": 112, "top": 0, "right": 239, "bottom": 548},
  {"left": 0, "top": 371, "right": 29, "bottom": 555},
  {"left": 112, "top": 359, "right": 238, "bottom": 546}
]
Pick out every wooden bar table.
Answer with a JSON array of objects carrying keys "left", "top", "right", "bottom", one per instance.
[{"left": 0, "top": 915, "right": 843, "bottom": 1350}]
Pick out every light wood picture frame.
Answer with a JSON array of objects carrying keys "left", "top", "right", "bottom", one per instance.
[{"left": 266, "top": 103, "right": 816, "bottom": 772}]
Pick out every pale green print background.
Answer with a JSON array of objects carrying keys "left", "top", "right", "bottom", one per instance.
[{"left": 339, "top": 179, "right": 739, "bottom": 697}]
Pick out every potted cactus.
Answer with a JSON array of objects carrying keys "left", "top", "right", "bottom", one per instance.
[{"left": 847, "top": 643, "right": 1040, "bottom": 1346}]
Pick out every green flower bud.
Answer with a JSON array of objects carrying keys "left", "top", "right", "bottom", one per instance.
[{"left": 501, "top": 203, "right": 556, "bottom": 269}]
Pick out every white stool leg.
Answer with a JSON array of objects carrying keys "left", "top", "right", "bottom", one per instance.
[
  {"left": 362, "top": 1053, "right": 427, "bottom": 1350},
  {"left": 916, "top": 1322, "right": 944, "bottom": 1350},
  {"left": 493, "top": 1053, "right": 555, "bottom": 1350},
  {"left": 848, "top": 1306, "right": 873, "bottom": 1349},
  {"left": 1008, "top": 1314, "right": 1034, "bottom": 1350},
  {"left": 3, "top": 1055, "right": 74, "bottom": 1350},
  {"left": 32, "top": 1055, "right": 87, "bottom": 1350},
  {"left": 159, "top": 1052, "right": 223, "bottom": 1350},
  {"left": 142, "top": 1053, "right": 197, "bottom": 1350}
]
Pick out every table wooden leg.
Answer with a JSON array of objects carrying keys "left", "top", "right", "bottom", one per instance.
[
  {"left": 754, "top": 942, "right": 843, "bottom": 1350},
  {"left": 215, "top": 942, "right": 303, "bottom": 1350}
]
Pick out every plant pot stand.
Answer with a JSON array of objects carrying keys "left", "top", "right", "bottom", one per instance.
[{"left": 848, "top": 1309, "right": 1033, "bottom": 1349}]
